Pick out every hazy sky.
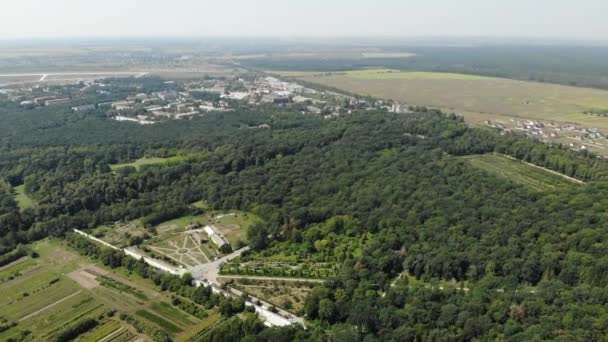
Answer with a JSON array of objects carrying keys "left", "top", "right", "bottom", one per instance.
[{"left": 1, "top": 0, "right": 607, "bottom": 40}]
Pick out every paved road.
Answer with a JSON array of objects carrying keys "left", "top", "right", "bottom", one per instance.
[
  {"left": 190, "top": 246, "right": 309, "bottom": 326},
  {"left": 0, "top": 71, "right": 148, "bottom": 77},
  {"left": 190, "top": 246, "right": 250, "bottom": 285},
  {"left": 19, "top": 290, "right": 83, "bottom": 321}
]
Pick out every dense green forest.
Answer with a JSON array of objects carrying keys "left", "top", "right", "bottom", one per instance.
[{"left": 4, "top": 83, "right": 608, "bottom": 340}]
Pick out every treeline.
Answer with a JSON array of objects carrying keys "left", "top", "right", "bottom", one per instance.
[
  {"left": 54, "top": 318, "right": 98, "bottom": 342},
  {"left": 0, "top": 246, "right": 35, "bottom": 267}
]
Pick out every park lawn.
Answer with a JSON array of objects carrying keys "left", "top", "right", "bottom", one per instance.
[
  {"left": 14, "top": 184, "right": 34, "bottom": 209},
  {"left": 212, "top": 211, "right": 262, "bottom": 246},
  {"left": 462, "top": 154, "right": 582, "bottom": 191},
  {"left": 110, "top": 155, "right": 187, "bottom": 171},
  {"left": 155, "top": 215, "right": 205, "bottom": 234}
]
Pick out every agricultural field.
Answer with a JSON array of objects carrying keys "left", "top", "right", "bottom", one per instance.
[
  {"left": 0, "top": 239, "right": 221, "bottom": 341},
  {"left": 281, "top": 69, "right": 608, "bottom": 131},
  {"left": 462, "top": 154, "right": 583, "bottom": 191},
  {"left": 13, "top": 184, "right": 34, "bottom": 209},
  {"left": 110, "top": 155, "right": 188, "bottom": 171},
  {"left": 174, "top": 313, "right": 221, "bottom": 342}
]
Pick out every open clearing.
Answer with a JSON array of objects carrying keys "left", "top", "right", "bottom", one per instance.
[
  {"left": 14, "top": 184, "right": 34, "bottom": 209},
  {"left": 0, "top": 239, "right": 220, "bottom": 341},
  {"left": 110, "top": 155, "right": 187, "bottom": 171},
  {"left": 462, "top": 154, "right": 582, "bottom": 191},
  {"left": 281, "top": 69, "right": 608, "bottom": 131}
]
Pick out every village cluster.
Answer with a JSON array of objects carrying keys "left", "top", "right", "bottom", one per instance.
[{"left": 486, "top": 118, "right": 608, "bottom": 153}]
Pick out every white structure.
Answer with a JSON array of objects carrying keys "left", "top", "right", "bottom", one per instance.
[
  {"left": 221, "top": 92, "right": 249, "bottom": 101},
  {"left": 193, "top": 279, "right": 294, "bottom": 327},
  {"left": 73, "top": 229, "right": 120, "bottom": 251},
  {"left": 113, "top": 116, "right": 156, "bottom": 125},
  {"left": 124, "top": 248, "right": 185, "bottom": 276},
  {"left": 203, "top": 225, "right": 229, "bottom": 249}
]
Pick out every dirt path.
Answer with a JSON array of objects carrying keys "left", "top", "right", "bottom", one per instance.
[
  {"left": 19, "top": 290, "right": 82, "bottom": 321},
  {"left": 98, "top": 327, "right": 124, "bottom": 342},
  {"left": 190, "top": 234, "right": 211, "bottom": 263},
  {"left": 0, "top": 256, "right": 28, "bottom": 271}
]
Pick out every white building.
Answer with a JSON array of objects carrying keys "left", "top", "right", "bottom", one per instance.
[{"left": 203, "top": 225, "right": 229, "bottom": 249}]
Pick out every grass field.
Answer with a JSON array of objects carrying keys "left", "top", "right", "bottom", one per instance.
[
  {"left": 110, "top": 155, "right": 187, "bottom": 171},
  {"left": 281, "top": 69, "right": 608, "bottom": 132},
  {"left": 13, "top": 185, "right": 34, "bottom": 209},
  {"left": 0, "top": 239, "right": 219, "bottom": 341},
  {"left": 211, "top": 211, "right": 261, "bottom": 246},
  {"left": 462, "top": 154, "right": 582, "bottom": 191}
]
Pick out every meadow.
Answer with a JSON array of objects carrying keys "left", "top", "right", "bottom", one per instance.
[
  {"left": 13, "top": 184, "right": 34, "bottom": 209},
  {"left": 282, "top": 69, "right": 608, "bottom": 131},
  {"left": 110, "top": 155, "right": 187, "bottom": 171},
  {"left": 461, "top": 154, "right": 582, "bottom": 191}
]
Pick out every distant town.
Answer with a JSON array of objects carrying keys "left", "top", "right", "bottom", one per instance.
[{"left": 1, "top": 74, "right": 405, "bottom": 126}]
